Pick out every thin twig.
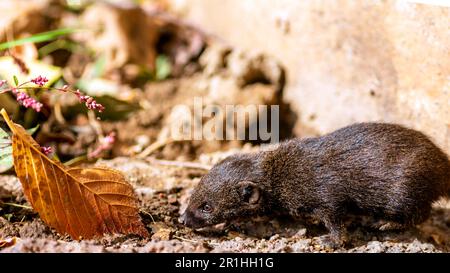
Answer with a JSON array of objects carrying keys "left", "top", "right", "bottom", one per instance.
[
  {"left": 54, "top": 102, "right": 66, "bottom": 124},
  {"left": 146, "top": 158, "right": 211, "bottom": 170},
  {"left": 173, "top": 235, "right": 199, "bottom": 244},
  {"left": 137, "top": 138, "right": 174, "bottom": 159},
  {"left": 140, "top": 210, "right": 156, "bottom": 224},
  {"left": 1, "top": 202, "right": 32, "bottom": 210},
  {"left": 87, "top": 110, "right": 103, "bottom": 136}
]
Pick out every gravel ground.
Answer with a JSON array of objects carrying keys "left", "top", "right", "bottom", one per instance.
[{"left": 1, "top": 156, "right": 449, "bottom": 253}]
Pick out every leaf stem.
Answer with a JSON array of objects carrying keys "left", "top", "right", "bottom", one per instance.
[
  {"left": 0, "top": 86, "right": 70, "bottom": 93},
  {"left": 64, "top": 155, "right": 87, "bottom": 167}
]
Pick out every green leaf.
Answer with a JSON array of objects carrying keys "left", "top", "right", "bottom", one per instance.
[
  {"left": 38, "top": 39, "right": 82, "bottom": 57},
  {"left": 155, "top": 55, "right": 171, "bottom": 81},
  {"left": 27, "top": 124, "right": 40, "bottom": 136},
  {"left": 0, "top": 126, "right": 8, "bottom": 139},
  {"left": 0, "top": 146, "right": 13, "bottom": 173},
  {"left": 0, "top": 127, "right": 13, "bottom": 173},
  {"left": 0, "top": 28, "right": 80, "bottom": 51},
  {"left": 75, "top": 54, "right": 107, "bottom": 94},
  {"left": 0, "top": 124, "right": 39, "bottom": 173},
  {"left": 0, "top": 57, "right": 62, "bottom": 87},
  {"left": 92, "top": 54, "right": 107, "bottom": 79},
  {"left": 3, "top": 214, "right": 13, "bottom": 221},
  {"left": 76, "top": 78, "right": 120, "bottom": 97}
]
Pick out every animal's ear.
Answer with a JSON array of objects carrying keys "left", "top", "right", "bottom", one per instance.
[{"left": 237, "top": 181, "right": 260, "bottom": 204}]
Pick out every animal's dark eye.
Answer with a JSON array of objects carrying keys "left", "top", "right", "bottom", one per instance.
[{"left": 201, "top": 204, "right": 212, "bottom": 213}]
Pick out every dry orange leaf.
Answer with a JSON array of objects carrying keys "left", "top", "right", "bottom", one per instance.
[{"left": 0, "top": 109, "right": 149, "bottom": 239}]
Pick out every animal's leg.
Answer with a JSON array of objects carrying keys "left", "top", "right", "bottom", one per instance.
[
  {"left": 317, "top": 208, "right": 347, "bottom": 248},
  {"left": 378, "top": 199, "right": 431, "bottom": 231}
]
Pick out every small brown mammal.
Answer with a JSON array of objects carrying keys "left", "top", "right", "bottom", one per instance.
[{"left": 181, "top": 123, "right": 450, "bottom": 245}]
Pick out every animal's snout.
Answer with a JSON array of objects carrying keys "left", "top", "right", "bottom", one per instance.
[{"left": 179, "top": 210, "right": 203, "bottom": 228}]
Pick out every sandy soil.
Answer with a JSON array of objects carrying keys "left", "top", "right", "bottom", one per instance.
[{"left": 1, "top": 156, "right": 449, "bottom": 253}]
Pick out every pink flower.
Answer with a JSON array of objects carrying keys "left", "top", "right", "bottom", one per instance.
[
  {"left": 31, "top": 76, "right": 48, "bottom": 87},
  {"left": 74, "top": 89, "right": 105, "bottom": 112},
  {"left": 88, "top": 132, "right": 116, "bottom": 159},
  {"left": 41, "top": 146, "right": 53, "bottom": 156},
  {"left": 0, "top": 80, "right": 6, "bottom": 87},
  {"left": 103, "top": 132, "right": 116, "bottom": 145},
  {"left": 14, "top": 90, "right": 43, "bottom": 112}
]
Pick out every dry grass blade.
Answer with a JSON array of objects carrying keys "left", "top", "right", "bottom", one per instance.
[{"left": 0, "top": 109, "right": 149, "bottom": 239}]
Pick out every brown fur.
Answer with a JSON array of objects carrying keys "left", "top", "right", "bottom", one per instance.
[{"left": 181, "top": 123, "right": 450, "bottom": 245}]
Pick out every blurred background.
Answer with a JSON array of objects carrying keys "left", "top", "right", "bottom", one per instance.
[
  {"left": 173, "top": 0, "right": 450, "bottom": 152},
  {"left": 1, "top": 0, "right": 449, "bottom": 163}
]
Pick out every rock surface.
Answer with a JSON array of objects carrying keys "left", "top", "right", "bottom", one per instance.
[{"left": 167, "top": 0, "right": 450, "bottom": 153}]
